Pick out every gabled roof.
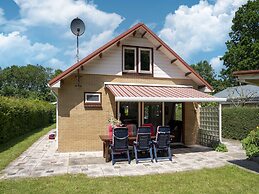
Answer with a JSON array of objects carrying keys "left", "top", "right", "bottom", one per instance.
[{"left": 49, "top": 23, "right": 212, "bottom": 91}]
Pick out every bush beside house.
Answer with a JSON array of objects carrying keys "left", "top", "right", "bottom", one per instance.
[
  {"left": 222, "top": 107, "right": 259, "bottom": 140},
  {"left": 241, "top": 127, "right": 259, "bottom": 159},
  {"left": 0, "top": 96, "right": 55, "bottom": 144}
]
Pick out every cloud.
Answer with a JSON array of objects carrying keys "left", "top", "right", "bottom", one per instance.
[
  {"left": 209, "top": 55, "right": 223, "bottom": 75},
  {"left": 0, "top": 31, "right": 63, "bottom": 68},
  {"left": 159, "top": 0, "right": 248, "bottom": 59},
  {"left": 13, "top": 0, "right": 123, "bottom": 33},
  {"left": 0, "top": 0, "right": 124, "bottom": 69}
]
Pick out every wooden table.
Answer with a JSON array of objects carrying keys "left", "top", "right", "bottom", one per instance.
[{"left": 99, "top": 135, "right": 174, "bottom": 162}]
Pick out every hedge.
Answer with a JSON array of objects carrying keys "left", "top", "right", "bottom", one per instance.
[
  {"left": 222, "top": 107, "right": 259, "bottom": 140},
  {"left": 0, "top": 96, "right": 55, "bottom": 144}
]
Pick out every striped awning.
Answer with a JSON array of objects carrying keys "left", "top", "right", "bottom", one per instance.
[{"left": 105, "top": 83, "right": 226, "bottom": 102}]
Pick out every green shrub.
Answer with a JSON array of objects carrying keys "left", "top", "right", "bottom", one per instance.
[
  {"left": 0, "top": 96, "right": 55, "bottom": 144},
  {"left": 215, "top": 143, "right": 228, "bottom": 152},
  {"left": 241, "top": 127, "right": 259, "bottom": 158},
  {"left": 211, "top": 141, "right": 228, "bottom": 152},
  {"left": 222, "top": 107, "right": 259, "bottom": 140}
]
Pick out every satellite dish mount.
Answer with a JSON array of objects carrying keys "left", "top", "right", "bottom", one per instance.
[{"left": 70, "top": 17, "right": 85, "bottom": 62}]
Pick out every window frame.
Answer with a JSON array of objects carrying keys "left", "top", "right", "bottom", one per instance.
[
  {"left": 122, "top": 46, "right": 137, "bottom": 73},
  {"left": 138, "top": 48, "right": 152, "bottom": 74},
  {"left": 84, "top": 92, "right": 102, "bottom": 107}
]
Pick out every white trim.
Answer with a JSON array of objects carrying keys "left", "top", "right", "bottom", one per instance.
[
  {"left": 50, "top": 81, "right": 60, "bottom": 88},
  {"left": 123, "top": 47, "right": 137, "bottom": 73},
  {"left": 219, "top": 103, "right": 222, "bottom": 143},
  {"left": 104, "top": 82, "right": 192, "bottom": 88},
  {"left": 56, "top": 99, "right": 58, "bottom": 148},
  {"left": 115, "top": 97, "right": 227, "bottom": 102},
  {"left": 84, "top": 93, "right": 101, "bottom": 103},
  {"left": 138, "top": 48, "right": 152, "bottom": 74}
]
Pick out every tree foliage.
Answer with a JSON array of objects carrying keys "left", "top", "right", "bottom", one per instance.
[
  {"left": 191, "top": 60, "right": 224, "bottom": 92},
  {"left": 221, "top": 0, "right": 259, "bottom": 85},
  {"left": 0, "top": 65, "right": 62, "bottom": 102}
]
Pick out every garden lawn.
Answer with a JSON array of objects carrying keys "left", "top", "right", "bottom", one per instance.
[
  {"left": 0, "top": 165, "right": 258, "bottom": 194},
  {"left": 0, "top": 124, "right": 55, "bottom": 171}
]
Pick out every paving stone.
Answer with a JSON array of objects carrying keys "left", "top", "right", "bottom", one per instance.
[{"left": 1, "top": 129, "right": 258, "bottom": 179}]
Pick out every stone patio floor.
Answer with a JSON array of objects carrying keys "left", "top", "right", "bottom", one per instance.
[{"left": 1, "top": 129, "right": 258, "bottom": 179}]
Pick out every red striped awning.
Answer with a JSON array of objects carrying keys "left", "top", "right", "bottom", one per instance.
[{"left": 105, "top": 83, "right": 226, "bottom": 102}]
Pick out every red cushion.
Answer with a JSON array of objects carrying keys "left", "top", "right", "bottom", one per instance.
[
  {"left": 142, "top": 123, "right": 155, "bottom": 136},
  {"left": 108, "top": 124, "right": 113, "bottom": 138}
]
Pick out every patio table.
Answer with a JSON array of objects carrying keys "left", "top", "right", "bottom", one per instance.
[{"left": 99, "top": 135, "right": 174, "bottom": 162}]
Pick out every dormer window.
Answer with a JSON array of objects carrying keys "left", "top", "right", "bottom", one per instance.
[
  {"left": 139, "top": 48, "right": 152, "bottom": 74},
  {"left": 123, "top": 47, "right": 137, "bottom": 73},
  {"left": 122, "top": 45, "right": 153, "bottom": 74}
]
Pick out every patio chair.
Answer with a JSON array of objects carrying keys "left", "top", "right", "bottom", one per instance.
[
  {"left": 133, "top": 127, "right": 153, "bottom": 164},
  {"left": 153, "top": 126, "right": 172, "bottom": 162},
  {"left": 111, "top": 127, "right": 131, "bottom": 165}
]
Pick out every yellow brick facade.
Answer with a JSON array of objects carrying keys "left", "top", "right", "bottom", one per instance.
[{"left": 57, "top": 74, "right": 200, "bottom": 151}]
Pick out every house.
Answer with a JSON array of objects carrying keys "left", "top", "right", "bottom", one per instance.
[
  {"left": 49, "top": 23, "right": 226, "bottom": 152},
  {"left": 214, "top": 85, "right": 259, "bottom": 107},
  {"left": 233, "top": 70, "right": 259, "bottom": 86}
]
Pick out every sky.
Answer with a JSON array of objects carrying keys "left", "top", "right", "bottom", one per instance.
[{"left": 0, "top": 0, "right": 248, "bottom": 75}]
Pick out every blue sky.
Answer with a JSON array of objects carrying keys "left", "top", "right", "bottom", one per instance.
[{"left": 0, "top": 0, "right": 247, "bottom": 74}]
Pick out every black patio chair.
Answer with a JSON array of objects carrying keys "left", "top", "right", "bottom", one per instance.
[
  {"left": 153, "top": 126, "right": 172, "bottom": 162},
  {"left": 111, "top": 127, "right": 130, "bottom": 165},
  {"left": 133, "top": 127, "right": 153, "bottom": 164}
]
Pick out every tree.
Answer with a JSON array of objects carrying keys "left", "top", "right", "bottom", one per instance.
[
  {"left": 0, "top": 64, "right": 62, "bottom": 101},
  {"left": 221, "top": 0, "right": 259, "bottom": 85},
  {"left": 191, "top": 60, "right": 220, "bottom": 92}
]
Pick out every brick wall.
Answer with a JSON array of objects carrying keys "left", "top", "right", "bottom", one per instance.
[{"left": 58, "top": 74, "right": 198, "bottom": 151}]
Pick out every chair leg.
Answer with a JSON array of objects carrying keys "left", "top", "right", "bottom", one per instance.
[
  {"left": 168, "top": 146, "right": 172, "bottom": 161},
  {"left": 127, "top": 150, "right": 131, "bottom": 164},
  {"left": 150, "top": 147, "right": 153, "bottom": 162},
  {"left": 111, "top": 149, "right": 115, "bottom": 165},
  {"left": 153, "top": 145, "right": 158, "bottom": 162},
  {"left": 134, "top": 145, "right": 138, "bottom": 164}
]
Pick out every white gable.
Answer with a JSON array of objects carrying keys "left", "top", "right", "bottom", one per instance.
[{"left": 81, "top": 35, "right": 188, "bottom": 80}]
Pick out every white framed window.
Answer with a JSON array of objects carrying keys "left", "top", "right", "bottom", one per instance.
[
  {"left": 84, "top": 92, "right": 101, "bottom": 105},
  {"left": 138, "top": 48, "right": 152, "bottom": 74},
  {"left": 123, "top": 47, "right": 137, "bottom": 73}
]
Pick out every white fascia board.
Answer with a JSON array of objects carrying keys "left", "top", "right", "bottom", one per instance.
[
  {"left": 104, "top": 82, "right": 192, "bottom": 88},
  {"left": 199, "top": 86, "right": 213, "bottom": 93},
  {"left": 115, "top": 97, "right": 227, "bottom": 102},
  {"left": 50, "top": 81, "right": 61, "bottom": 88}
]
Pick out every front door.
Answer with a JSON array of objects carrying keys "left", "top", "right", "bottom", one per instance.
[{"left": 143, "top": 102, "right": 162, "bottom": 132}]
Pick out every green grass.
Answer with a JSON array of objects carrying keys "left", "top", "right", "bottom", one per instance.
[
  {"left": 0, "top": 124, "right": 55, "bottom": 171},
  {"left": 0, "top": 165, "right": 258, "bottom": 194}
]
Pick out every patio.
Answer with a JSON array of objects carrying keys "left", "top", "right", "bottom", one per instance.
[{"left": 0, "top": 128, "right": 253, "bottom": 179}]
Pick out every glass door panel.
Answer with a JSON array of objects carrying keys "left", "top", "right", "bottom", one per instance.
[{"left": 144, "top": 102, "right": 162, "bottom": 132}]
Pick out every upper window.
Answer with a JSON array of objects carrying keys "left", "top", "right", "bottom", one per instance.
[
  {"left": 122, "top": 46, "right": 153, "bottom": 74},
  {"left": 123, "top": 47, "right": 136, "bottom": 72},
  {"left": 139, "top": 48, "right": 152, "bottom": 74}
]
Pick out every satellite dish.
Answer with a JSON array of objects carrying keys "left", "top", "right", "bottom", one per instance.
[
  {"left": 70, "top": 17, "right": 85, "bottom": 36},
  {"left": 70, "top": 17, "right": 85, "bottom": 62}
]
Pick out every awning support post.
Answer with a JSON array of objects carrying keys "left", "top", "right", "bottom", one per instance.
[
  {"left": 218, "top": 103, "right": 222, "bottom": 143},
  {"left": 162, "top": 102, "right": 165, "bottom": 126},
  {"left": 117, "top": 101, "right": 120, "bottom": 121}
]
